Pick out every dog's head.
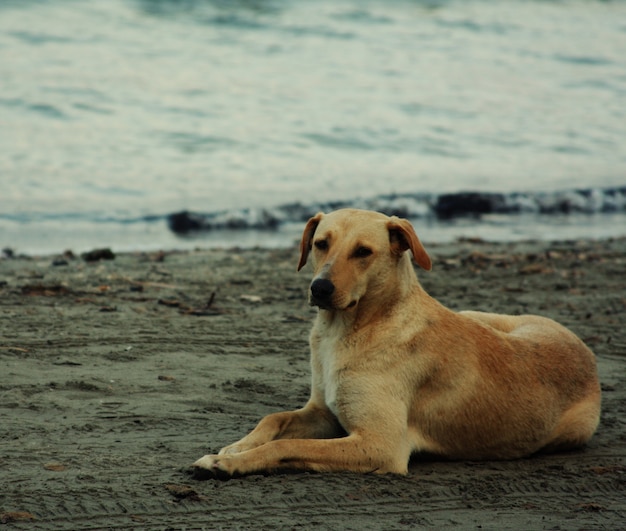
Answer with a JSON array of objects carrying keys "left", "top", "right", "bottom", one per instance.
[{"left": 297, "top": 209, "right": 431, "bottom": 312}]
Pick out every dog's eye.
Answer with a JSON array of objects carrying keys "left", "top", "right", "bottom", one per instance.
[
  {"left": 353, "top": 246, "right": 373, "bottom": 259},
  {"left": 314, "top": 240, "right": 329, "bottom": 251}
]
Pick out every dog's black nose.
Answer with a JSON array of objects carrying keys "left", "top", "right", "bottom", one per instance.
[{"left": 310, "top": 278, "right": 335, "bottom": 306}]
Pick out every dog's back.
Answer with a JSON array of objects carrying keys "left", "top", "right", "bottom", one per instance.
[{"left": 400, "top": 305, "right": 601, "bottom": 460}]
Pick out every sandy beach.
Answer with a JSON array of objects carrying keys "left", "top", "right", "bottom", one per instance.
[{"left": 1, "top": 237, "right": 625, "bottom": 530}]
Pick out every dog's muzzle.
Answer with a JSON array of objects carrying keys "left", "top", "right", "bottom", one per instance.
[{"left": 310, "top": 278, "right": 335, "bottom": 309}]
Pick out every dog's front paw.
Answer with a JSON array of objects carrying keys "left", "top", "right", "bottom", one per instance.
[{"left": 192, "top": 454, "right": 236, "bottom": 479}]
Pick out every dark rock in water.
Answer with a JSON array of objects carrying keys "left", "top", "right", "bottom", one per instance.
[
  {"left": 168, "top": 208, "right": 283, "bottom": 233},
  {"left": 434, "top": 193, "right": 506, "bottom": 219},
  {"left": 81, "top": 248, "right": 116, "bottom": 262},
  {"left": 168, "top": 211, "right": 207, "bottom": 234}
]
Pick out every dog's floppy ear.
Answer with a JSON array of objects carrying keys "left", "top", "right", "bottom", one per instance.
[
  {"left": 387, "top": 217, "right": 432, "bottom": 271},
  {"left": 297, "top": 212, "right": 323, "bottom": 271}
]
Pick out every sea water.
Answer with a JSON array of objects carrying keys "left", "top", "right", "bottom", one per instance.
[{"left": 1, "top": 0, "right": 625, "bottom": 254}]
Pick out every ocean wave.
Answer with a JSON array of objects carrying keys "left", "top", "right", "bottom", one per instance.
[{"left": 167, "top": 186, "right": 626, "bottom": 234}]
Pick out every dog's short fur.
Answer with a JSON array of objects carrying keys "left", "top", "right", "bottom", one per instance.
[{"left": 194, "top": 209, "right": 601, "bottom": 476}]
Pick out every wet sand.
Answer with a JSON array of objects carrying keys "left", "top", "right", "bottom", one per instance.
[{"left": 1, "top": 238, "right": 625, "bottom": 529}]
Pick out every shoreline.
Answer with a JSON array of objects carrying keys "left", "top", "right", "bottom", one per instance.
[
  {"left": 5, "top": 213, "right": 626, "bottom": 259},
  {"left": 1, "top": 238, "right": 625, "bottom": 529},
  {"left": 4, "top": 194, "right": 626, "bottom": 257}
]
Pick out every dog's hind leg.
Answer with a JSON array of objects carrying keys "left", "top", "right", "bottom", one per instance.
[{"left": 541, "top": 397, "right": 601, "bottom": 453}]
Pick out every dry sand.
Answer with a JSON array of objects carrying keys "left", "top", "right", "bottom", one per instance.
[{"left": 1, "top": 237, "right": 625, "bottom": 530}]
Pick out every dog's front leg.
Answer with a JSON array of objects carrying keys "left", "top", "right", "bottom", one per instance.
[
  {"left": 216, "top": 402, "right": 342, "bottom": 456},
  {"left": 194, "top": 432, "right": 410, "bottom": 477}
]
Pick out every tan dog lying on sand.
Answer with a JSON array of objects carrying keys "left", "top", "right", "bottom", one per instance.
[{"left": 194, "top": 209, "right": 601, "bottom": 476}]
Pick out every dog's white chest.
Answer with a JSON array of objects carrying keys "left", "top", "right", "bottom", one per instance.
[{"left": 318, "top": 336, "right": 341, "bottom": 418}]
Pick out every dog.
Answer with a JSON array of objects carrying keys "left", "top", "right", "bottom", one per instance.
[{"left": 193, "top": 208, "right": 601, "bottom": 476}]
